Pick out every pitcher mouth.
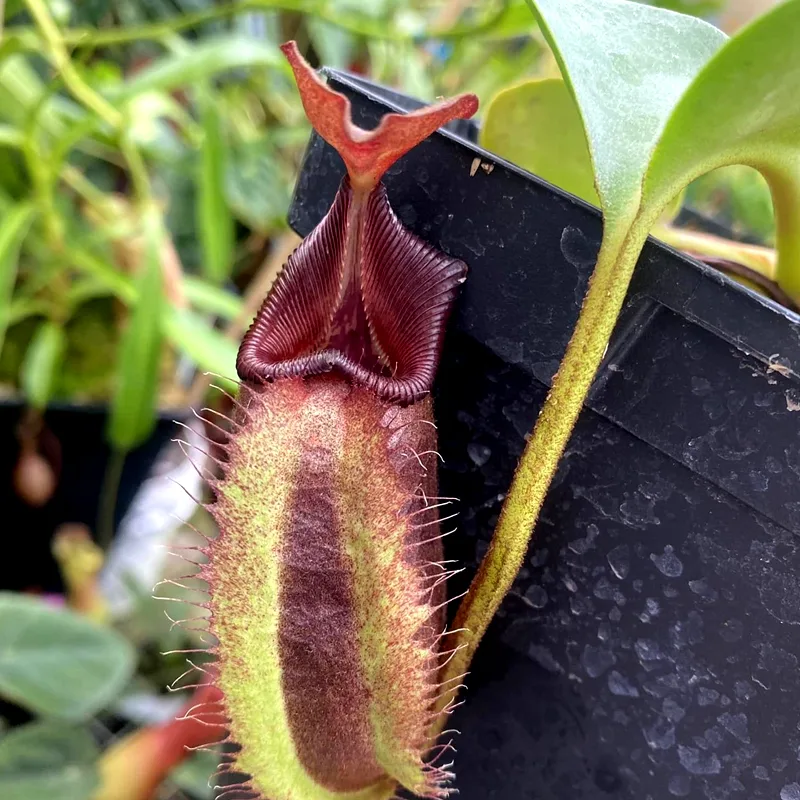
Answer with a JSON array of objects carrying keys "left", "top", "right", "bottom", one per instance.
[
  {"left": 237, "top": 178, "right": 467, "bottom": 405},
  {"left": 236, "top": 44, "right": 476, "bottom": 404}
]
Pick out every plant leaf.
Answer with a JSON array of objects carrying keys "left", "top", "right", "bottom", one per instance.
[
  {"left": 20, "top": 320, "right": 66, "bottom": 410},
  {"left": 163, "top": 307, "right": 238, "bottom": 388},
  {"left": 183, "top": 275, "right": 242, "bottom": 320},
  {"left": 480, "top": 78, "right": 599, "bottom": 206},
  {"left": 107, "top": 206, "right": 164, "bottom": 452},
  {"left": 524, "top": 0, "right": 726, "bottom": 223},
  {"left": 196, "top": 84, "right": 235, "bottom": 284},
  {"left": 225, "top": 138, "right": 291, "bottom": 233},
  {"left": 0, "top": 593, "right": 135, "bottom": 720},
  {"left": 0, "top": 203, "right": 35, "bottom": 356},
  {"left": 112, "top": 37, "right": 287, "bottom": 102},
  {"left": 643, "top": 0, "right": 800, "bottom": 299},
  {"left": 446, "top": 0, "right": 728, "bottom": 698},
  {"left": 0, "top": 721, "right": 100, "bottom": 800}
]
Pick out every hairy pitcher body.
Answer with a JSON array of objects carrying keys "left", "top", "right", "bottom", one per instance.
[{"left": 194, "top": 43, "right": 478, "bottom": 800}]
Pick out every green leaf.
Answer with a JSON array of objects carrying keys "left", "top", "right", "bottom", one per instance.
[
  {"left": 20, "top": 321, "right": 65, "bottom": 410},
  {"left": 107, "top": 206, "right": 164, "bottom": 452},
  {"left": 643, "top": 0, "right": 800, "bottom": 299},
  {"left": 0, "top": 593, "right": 135, "bottom": 720},
  {"left": 196, "top": 85, "right": 235, "bottom": 284},
  {"left": 183, "top": 275, "right": 242, "bottom": 320},
  {"left": 163, "top": 307, "right": 238, "bottom": 387},
  {"left": 68, "top": 246, "right": 137, "bottom": 305},
  {"left": 0, "top": 203, "right": 35, "bottom": 356},
  {"left": 112, "top": 37, "right": 286, "bottom": 102},
  {"left": 685, "top": 165, "right": 775, "bottom": 244},
  {"left": 524, "top": 0, "right": 726, "bottom": 223},
  {"left": 6, "top": 297, "right": 49, "bottom": 327},
  {"left": 481, "top": 78, "right": 599, "bottom": 206},
  {"left": 225, "top": 138, "right": 291, "bottom": 233},
  {"left": 449, "top": 0, "right": 800, "bottom": 697},
  {"left": 167, "top": 750, "right": 219, "bottom": 800},
  {"left": 0, "top": 721, "right": 99, "bottom": 798},
  {"left": 0, "top": 721, "right": 100, "bottom": 800}
]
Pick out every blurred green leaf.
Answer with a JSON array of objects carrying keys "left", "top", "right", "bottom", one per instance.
[
  {"left": 21, "top": 321, "right": 66, "bottom": 410},
  {"left": 108, "top": 206, "right": 165, "bottom": 451},
  {"left": 225, "top": 138, "right": 290, "bottom": 233},
  {"left": 0, "top": 721, "right": 100, "bottom": 800},
  {"left": 163, "top": 307, "right": 237, "bottom": 386},
  {"left": 685, "top": 165, "right": 775, "bottom": 245},
  {"left": 0, "top": 203, "right": 35, "bottom": 356},
  {"left": 0, "top": 126, "right": 24, "bottom": 148},
  {"left": 481, "top": 78, "right": 599, "bottom": 206},
  {"left": 6, "top": 297, "right": 49, "bottom": 327},
  {"left": 307, "top": 18, "right": 357, "bottom": 69},
  {"left": 0, "top": 55, "right": 79, "bottom": 139},
  {"left": 643, "top": 0, "right": 800, "bottom": 299},
  {"left": 0, "top": 593, "right": 135, "bottom": 720},
  {"left": 525, "top": 0, "right": 726, "bottom": 223},
  {"left": 183, "top": 275, "right": 242, "bottom": 320},
  {"left": 68, "top": 247, "right": 136, "bottom": 304},
  {"left": 167, "top": 750, "right": 219, "bottom": 800},
  {"left": 112, "top": 37, "right": 286, "bottom": 101},
  {"left": 197, "top": 84, "right": 235, "bottom": 283}
]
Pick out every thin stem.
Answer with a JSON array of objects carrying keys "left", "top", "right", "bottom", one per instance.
[
  {"left": 119, "top": 128, "right": 154, "bottom": 206},
  {"left": 440, "top": 217, "right": 652, "bottom": 706},
  {"left": 61, "top": 165, "right": 114, "bottom": 215},
  {"left": 763, "top": 162, "right": 800, "bottom": 305},
  {"left": 695, "top": 255, "right": 798, "bottom": 311},
  {"left": 97, "top": 448, "right": 126, "bottom": 550},
  {"left": 24, "top": 0, "right": 122, "bottom": 130},
  {"left": 654, "top": 223, "right": 776, "bottom": 282}
]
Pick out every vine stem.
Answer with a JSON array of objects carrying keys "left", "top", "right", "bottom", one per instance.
[
  {"left": 654, "top": 223, "right": 776, "bottom": 282},
  {"left": 439, "top": 216, "right": 652, "bottom": 704},
  {"left": 24, "top": 0, "right": 122, "bottom": 130}
]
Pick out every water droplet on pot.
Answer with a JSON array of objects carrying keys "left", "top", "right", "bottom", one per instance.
[
  {"left": 718, "top": 711, "right": 750, "bottom": 743},
  {"left": 528, "top": 644, "right": 563, "bottom": 674},
  {"left": 720, "top": 618, "right": 743, "bottom": 642},
  {"left": 697, "top": 687, "right": 720, "bottom": 707},
  {"left": 669, "top": 774, "right": 691, "bottom": 797},
  {"left": 754, "top": 766, "right": 769, "bottom": 781},
  {"left": 562, "top": 575, "right": 578, "bottom": 593},
  {"left": 607, "top": 544, "right": 630, "bottom": 580},
  {"left": 560, "top": 225, "right": 597, "bottom": 268},
  {"left": 635, "top": 638, "right": 664, "bottom": 663},
  {"left": 467, "top": 442, "right": 491, "bottom": 467},
  {"left": 663, "top": 698, "right": 685, "bottom": 722},
  {"left": 781, "top": 784, "right": 800, "bottom": 800},
  {"left": 644, "top": 718, "right": 675, "bottom": 750},
  {"left": 608, "top": 670, "right": 639, "bottom": 697},
  {"left": 650, "top": 545, "right": 683, "bottom": 577},
  {"left": 582, "top": 643, "right": 616, "bottom": 678},
  {"left": 524, "top": 585, "right": 548, "bottom": 609},
  {"left": 689, "top": 578, "right": 718, "bottom": 601},
  {"left": 678, "top": 745, "right": 721, "bottom": 775}
]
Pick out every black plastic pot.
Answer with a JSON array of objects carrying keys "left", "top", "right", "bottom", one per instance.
[
  {"left": 289, "top": 71, "right": 800, "bottom": 800},
  {"left": 0, "top": 401, "right": 178, "bottom": 593}
]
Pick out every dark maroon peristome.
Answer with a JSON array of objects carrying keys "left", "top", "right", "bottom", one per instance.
[{"left": 236, "top": 179, "right": 467, "bottom": 404}]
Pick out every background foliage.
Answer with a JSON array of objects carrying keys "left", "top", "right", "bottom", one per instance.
[{"left": 0, "top": 1, "right": 780, "bottom": 799}]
